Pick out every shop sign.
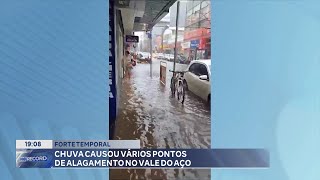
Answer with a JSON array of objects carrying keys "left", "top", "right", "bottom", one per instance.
[
  {"left": 190, "top": 40, "right": 200, "bottom": 49},
  {"left": 160, "top": 61, "right": 167, "bottom": 85},
  {"left": 181, "top": 42, "right": 190, "bottom": 49},
  {"left": 125, "top": 35, "right": 139, "bottom": 43}
]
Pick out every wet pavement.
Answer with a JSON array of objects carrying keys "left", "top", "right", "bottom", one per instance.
[{"left": 110, "top": 59, "right": 211, "bottom": 180}]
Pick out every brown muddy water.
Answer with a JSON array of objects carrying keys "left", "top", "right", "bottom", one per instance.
[{"left": 110, "top": 60, "right": 211, "bottom": 180}]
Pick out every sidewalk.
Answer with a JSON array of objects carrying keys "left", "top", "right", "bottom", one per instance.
[{"left": 110, "top": 60, "right": 211, "bottom": 179}]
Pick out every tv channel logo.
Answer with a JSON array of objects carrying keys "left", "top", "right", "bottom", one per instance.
[{"left": 18, "top": 156, "right": 48, "bottom": 162}]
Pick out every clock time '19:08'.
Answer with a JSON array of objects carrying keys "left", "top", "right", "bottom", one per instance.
[{"left": 25, "top": 141, "right": 41, "bottom": 147}]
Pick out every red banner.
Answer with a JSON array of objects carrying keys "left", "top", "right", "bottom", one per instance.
[
  {"left": 199, "top": 38, "right": 206, "bottom": 49},
  {"left": 184, "top": 28, "right": 210, "bottom": 40}
]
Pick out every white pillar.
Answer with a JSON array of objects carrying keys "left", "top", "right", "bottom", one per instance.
[{"left": 173, "top": 1, "right": 180, "bottom": 72}]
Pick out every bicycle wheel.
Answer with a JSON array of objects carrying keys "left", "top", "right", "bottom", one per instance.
[
  {"left": 181, "top": 86, "right": 185, "bottom": 104},
  {"left": 177, "top": 83, "right": 184, "bottom": 103}
]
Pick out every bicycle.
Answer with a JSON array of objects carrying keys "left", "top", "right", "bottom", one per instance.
[{"left": 169, "top": 70, "right": 187, "bottom": 104}]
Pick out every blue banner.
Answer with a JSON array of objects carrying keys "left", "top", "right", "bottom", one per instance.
[
  {"left": 109, "top": 0, "right": 117, "bottom": 138},
  {"left": 190, "top": 39, "right": 200, "bottom": 49},
  {"left": 17, "top": 149, "right": 269, "bottom": 168}
]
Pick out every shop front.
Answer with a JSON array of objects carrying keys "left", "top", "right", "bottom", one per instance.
[
  {"left": 155, "top": 36, "right": 162, "bottom": 52},
  {"left": 183, "top": 39, "right": 211, "bottom": 60},
  {"left": 162, "top": 44, "right": 171, "bottom": 54},
  {"left": 162, "top": 42, "right": 182, "bottom": 54},
  {"left": 197, "top": 37, "right": 211, "bottom": 59},
  {"left": 181, "top": 42, "right": 191, "bottom": 57},
  {"left": 170, "top": 42, "right": 182, "bottom": 54},
  {"left": 184, "top": 27, "right": 211, "bottom": 60},
  {"left": 188, "top": 39, "right": 198, "bottom": 60}
]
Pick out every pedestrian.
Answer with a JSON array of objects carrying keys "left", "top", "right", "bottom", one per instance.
[
  {"left": 123, "top": 50, "right": 133, "bottom": 79},
  {"left": 131, "top": 58, "right": 136, "bottom": 66},
  {"left": 170, "top": 72, "right": 176, "bottom": 97}
]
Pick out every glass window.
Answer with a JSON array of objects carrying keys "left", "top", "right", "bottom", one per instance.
[
  {"left": 200, "top": 20, "right": 210, "bottom": 28},
  {"left": 200, "top": 6, "right": 208, "bottom": 14},
  {"left": 194, "top": 4, "right": 201, "bottom": 12},
  {"left": 201, "top": 1, "right": 210, "bottom": 7},
  {"left": 193, "top": 1, "right": 201, "bottom": 7},
  {"left": 187, "top": 9, "right": 193, "bottom": 16},
  {"left": 187, "top": 16, "right": 192, "bottom": 26},
  {"left": 187, "top": 1, "right": 194, "bottom": 10},
  {"left": 189, "top": 63, "right": 200, "bottom": 75},
  {"left": 189, "top": 63, "right": 195, "bottom": 73},
  {"left": 200, "top": 12, "right": 206, "bottom": 21},
  {"left": 190, "top": 14, "right": 195, "bottom": 24},
  {"left": 198, "top": 64, "right": 208, "bottom": 76},
  {"left": 192, "top": 11, "right": 199, "bottom": 24},
  {"left": 200, "top": 6, "right": 210, "bottom": 21}
]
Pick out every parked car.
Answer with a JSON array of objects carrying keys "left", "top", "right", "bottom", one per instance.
[
  {"left": 163, "top": 54, "right": 170, "bottom": 61},
  {"left": 138, "top": 52, "right": 151, "bottom": 63},
  {"left": 177, "top": 55, "right": 187, "bottom": 64},
  {"left": 169, "top": 54, "right": 174, "bottom": 61},
  {"left": 165, "top": 54, "right": 186, "bottom": 63},
  {"left": 183, "top": 59, "right": 211, "bottom": 104},
  {"left": 157, "top": 53, "right": 164, "bottom": 59},
  {"left": 163, "top": 54, "right": 174, "bottom": 61},
  {"left": 153, "top": 53, "right": 158, "bottom": 58}
]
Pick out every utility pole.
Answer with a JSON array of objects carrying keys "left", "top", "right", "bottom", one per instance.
[{"left": 173, "top": 1, "right": 180, "bottom": 72}]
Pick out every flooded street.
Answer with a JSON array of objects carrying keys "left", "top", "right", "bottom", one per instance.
[{"left": 110, "top": 59, "right": 211, "bottom": 180}]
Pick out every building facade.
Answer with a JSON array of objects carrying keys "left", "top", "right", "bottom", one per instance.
[
  {"left": 183, "top": 0, "right": 211, "bottom": 60},
  {"left": 153, "top": 1, "right": 187, "bottom": 54},
  {"left": 169, "top": 1, "right": 187, "bottom": 28},
  {"left": 152, "top": 20, "right": 170, "bottom": 52},
  {"left": 162, "top": 27, "right": 184, "bottom": 54}
]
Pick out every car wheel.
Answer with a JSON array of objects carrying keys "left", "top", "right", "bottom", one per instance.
[{"left": 208, "top": 94, "right": 211, "bottom": 107}]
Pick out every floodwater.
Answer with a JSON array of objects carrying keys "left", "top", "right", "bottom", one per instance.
[{"left": 110, "top": 59, "right": 211, "bottom": 180}]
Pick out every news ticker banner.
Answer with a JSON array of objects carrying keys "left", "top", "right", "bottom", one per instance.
[{"left": 16, "top": 140, "right": 269, "bottom": 169}]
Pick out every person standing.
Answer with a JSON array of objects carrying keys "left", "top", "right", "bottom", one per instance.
[{"left": 123, "top": 50, "right": 133, "bottom": 79}]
